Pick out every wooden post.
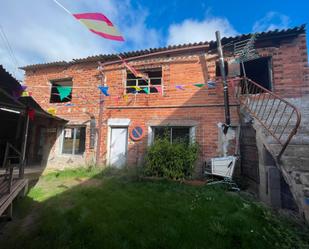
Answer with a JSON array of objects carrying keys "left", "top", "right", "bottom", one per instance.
[{"left": 20, "top": 110, "right": 29, "bottom": 178}]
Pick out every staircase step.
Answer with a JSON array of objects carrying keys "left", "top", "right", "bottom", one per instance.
[
  {"left": 266, "top": 134, "right": 309, "bottom": 145},
  {"left": 280, "top": 156, "right": 309, "bottom": 172},
  {"left": 300, "top": 174, "right": 309, "bottom": 186},
  {"left": 269, "top": 144, "right": 309, "bottom": 158}
]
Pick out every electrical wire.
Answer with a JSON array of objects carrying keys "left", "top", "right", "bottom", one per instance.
[{"left": 0, "top": 24, "right": 19, "bottom": 77}]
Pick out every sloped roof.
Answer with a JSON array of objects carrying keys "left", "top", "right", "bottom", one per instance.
[
  {"left": 21, "top": 24, "right": 306, "bottom": 71},
  {"left": 0, "top": 65, "right": 66, "bottom": 122}
]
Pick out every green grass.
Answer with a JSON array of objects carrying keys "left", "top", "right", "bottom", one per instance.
[{"left": 1, "top": 168, "right": 309, "bottom": 249}]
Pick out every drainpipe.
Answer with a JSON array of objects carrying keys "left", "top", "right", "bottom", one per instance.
[
  {"left": 216, "top": 31, "right": 231, "bottom": 134},
  {"left": 95, "top": 63, "right": 106, "bottom": 166}
]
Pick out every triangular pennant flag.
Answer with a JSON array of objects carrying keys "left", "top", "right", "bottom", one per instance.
[
  {"left": 142, "top": 87, "right": 150, "bottom": 94},
  {"left": 12, "top": 85, "right": 27, "bottom": 100},
  {"left": 47, "top": 107, "right": 57, "bottom": 116},
  {"left": 194, "top": 83, "right": 205, "bottom": 88},
  {"left": 117, "top": 55, "right": 150, "bottom": 82},
  {"left": 176, "top": 85, "right": 185, "bottom": 90},
  {"left": 27, "top": 108, "right": 35, "bottom": 121},
  {"left": 123, "top": 94, "right": 128, "bottom": 102},
  {"left": 153, "top": 86, "right": 162, "bottom": 94},
  {"left": 131, "top": 86, "right": 142, "bottom": 91},
  {"left": 98, "top": 86, "right": 110, "bottom": 96},
  {"left": 207, "top": 81, "right": 216, "bottom": 89},
  {"left": 57, "top": 86, "right": 72, "bottom": 101},
  {"left": 21, "top": 91, "right": 30, "bottom": 97}
]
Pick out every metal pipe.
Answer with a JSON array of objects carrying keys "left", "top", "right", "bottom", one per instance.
[
  {"left": 216, "top": 31, "right": 231, "bottom": 133},
  {"left": 95, "top": 63, "right": 106, "bottom": 166}
]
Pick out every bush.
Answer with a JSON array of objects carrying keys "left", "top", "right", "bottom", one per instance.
[{"left": 144, "top": 138, "right": 199, "bottom": 179}]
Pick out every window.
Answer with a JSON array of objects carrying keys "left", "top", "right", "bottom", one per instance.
[
  {"left": 126, "top": 68, "right": 162, "bottom": 94},
  {"left": 62, "top": 127, "right": 86, "bottom": 155},
  {"left": 153, "top": 126, "right": 191, "bottom": 144},
  {"left": 50, "top": 79, "right": 73, "bottom": 103},
  {"left": 240, "top": 57, "right": 272, "bottom": 91}
]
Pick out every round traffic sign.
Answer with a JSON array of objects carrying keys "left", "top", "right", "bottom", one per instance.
[{"left": 129, "top": 123, "right": 145, "bottom": 141}]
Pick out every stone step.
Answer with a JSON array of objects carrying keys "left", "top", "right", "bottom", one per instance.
[
  {"left": 269, "top": 144, "right": 309, "bottom": 158},
  {"left": 279, "top": 156, "right": 309, "bottom": 172},
  {"left": 266, "top": 133, "right": 309, "bottom": 145},
  {"left": 300, "top": 174, "right": 309, "bottom": 187}
]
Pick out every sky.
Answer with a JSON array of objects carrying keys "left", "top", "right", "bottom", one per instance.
[{"left": 0, "top": 0, "right": 308, "bottom": 80}]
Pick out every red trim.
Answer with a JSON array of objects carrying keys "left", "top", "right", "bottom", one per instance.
[
  {"left": 129, "top": 123, "right": 146, "bottom": 141},
  {"left": 73, "top": 13, "right": 113, "bottom": 26},
  {"left": 89, "top": 29, "right": 124, "bottom": 42}
]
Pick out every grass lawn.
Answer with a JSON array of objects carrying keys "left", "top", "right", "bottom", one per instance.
[{"left": 1, "top": 168, "right": 309, "bottom": 249}]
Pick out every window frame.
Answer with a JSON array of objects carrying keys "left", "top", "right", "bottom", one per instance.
[
  {"left": 61, "top": 126, "right": 86, "bottom": 156},
  {"left": 125, "top": 67, "right": 163, "bottom": 95},
  {"left": 49, "top": 78, "right": 73, "bottom": 103},
  {"left": 149, "top": 126, "right": 195, "bottom": 145}
]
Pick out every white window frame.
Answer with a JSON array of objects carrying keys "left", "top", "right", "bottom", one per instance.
[
  {"left": 148, "top": 126, "right": 196, "bottom": 146},
  {"left": 60, "top": 126, "right": 86, "bottom": 156},
  {"left": 125, "top": 67, "right": 164, "bottom": 95}
]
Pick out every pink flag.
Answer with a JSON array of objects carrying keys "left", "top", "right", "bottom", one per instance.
[
  {"left": 73, "top": 13, "right": 124, "bottom": 41},
  {"left": 153, "top": 86, "right": 162, "bottom": 94},
  {"left": 117, "top": 55, "right": 150, "bottom": 82}
]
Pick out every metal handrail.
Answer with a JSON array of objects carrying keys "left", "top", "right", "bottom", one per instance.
[{"left": 236, "top": 77, "right": 301, "bottom": 159}]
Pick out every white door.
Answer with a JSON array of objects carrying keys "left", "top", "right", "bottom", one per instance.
[{"left": 110, "top": 127, "right": 128, "bottom": 168}]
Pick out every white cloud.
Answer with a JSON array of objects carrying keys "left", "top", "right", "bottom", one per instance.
[
  {"left": 167, "top": 17, "right": 238, "bottom": 45},
  {"left": 0, "top": 0, "right": 160, "bottom": 80},
  {"left": 252, "top": 12, "right": 290, "bottom": 32}
]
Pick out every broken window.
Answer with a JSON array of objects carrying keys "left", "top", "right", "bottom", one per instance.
[
  {"left": 241, "top": 57, "right": 272, "bottom": 91},
  {"left": 62, "top": 126, "right": 86, "bottom": 155},
  {"left": 153, "top": 126, "right": 191, "bottom": 144},
  {"left": 126, "top": 68, "right": 162, "bottom": 94},
  {"left": 50, "top": 79, "right": 73, "bottom": 103}
]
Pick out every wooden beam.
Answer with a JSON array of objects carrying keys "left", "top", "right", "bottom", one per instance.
[{"left": 0, "top": 179, "right": 28, "bottom": 217}]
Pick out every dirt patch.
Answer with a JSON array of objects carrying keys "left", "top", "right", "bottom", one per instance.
[
  {"left": 182, "top": 179, "right": 207, "bottom": 186},
  {"left": 78, "top": 178, "right": 102, "bottom": 187}
]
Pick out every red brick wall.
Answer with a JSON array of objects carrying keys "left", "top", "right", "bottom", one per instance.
[
  {"left": 23, "top": 33, "right": 308, "bottom": 170},
  {"left": 256, "top": 34, "right": 308, "bottom": 97}
]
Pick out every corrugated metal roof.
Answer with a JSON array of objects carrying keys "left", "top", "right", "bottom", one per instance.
[
  {"left": 20, "top": 24, "right": 306, "bottom": 71},
  {"left": 0, "top": 65, "right": 67, "bottom": 122}
]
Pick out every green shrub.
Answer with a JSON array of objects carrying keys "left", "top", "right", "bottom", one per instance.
[{"left": 144, "top": 138, "right": 199, "bottom": 179}]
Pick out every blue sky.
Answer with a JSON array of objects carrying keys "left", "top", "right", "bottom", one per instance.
[{"left": 0, "top": 0, "right": 308, "bottom": 80}]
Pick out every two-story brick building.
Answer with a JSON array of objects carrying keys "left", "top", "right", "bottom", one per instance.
[{"left": 21, "top": 25, "right": 308, "bottom": 175}]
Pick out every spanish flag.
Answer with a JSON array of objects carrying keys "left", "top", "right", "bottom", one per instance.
[{"left": 73, "top": 13, "right": 124, "bottom": 42}]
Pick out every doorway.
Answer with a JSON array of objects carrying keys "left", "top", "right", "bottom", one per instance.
[{"left": 109, "top": 127, "right": 128, "bottom": 168}]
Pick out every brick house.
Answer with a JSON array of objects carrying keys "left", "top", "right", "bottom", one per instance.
[{"left": 21, "top": 25, "right": 308, "bottom": 174}]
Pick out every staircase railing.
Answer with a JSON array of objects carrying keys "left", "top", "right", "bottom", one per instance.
[{"left": 236, "top": 77, "right": 301, "bottom": 159}]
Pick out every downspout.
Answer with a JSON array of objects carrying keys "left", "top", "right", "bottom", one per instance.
[
  {"left": 216, "top": 31, "right": 231, "bottom": 134},
  {"left": 95, "top": 63, "right": 106, "bottom": 166}
]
